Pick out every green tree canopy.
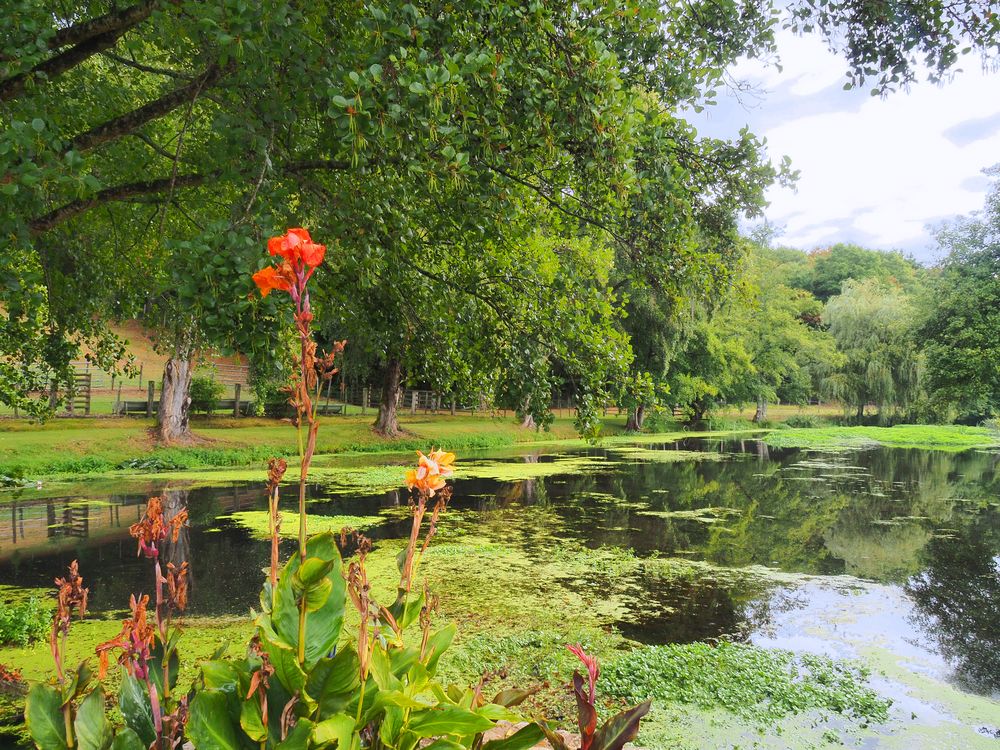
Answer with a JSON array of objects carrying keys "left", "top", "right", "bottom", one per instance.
[
  {"left": 822, "top": 278, "right": 922, "bottom": 421},
  {"left": 919, "top": 168, "right": 1000, "bottom": 420}
]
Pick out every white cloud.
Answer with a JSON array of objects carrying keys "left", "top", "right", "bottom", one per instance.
[{"left": 702, "top": 30, "right": 1000, "bottom": 260}]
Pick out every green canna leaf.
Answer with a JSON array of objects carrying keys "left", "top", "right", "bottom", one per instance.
[
  {"left": 25, "top": 683, "right": 68, "bottom": 750},
  {"left": 74, "top": 688, "right": 113, "bottom": 750}
]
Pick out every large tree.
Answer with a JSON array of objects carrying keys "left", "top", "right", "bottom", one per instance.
[
  {"left": 822, "top": 278, "right": 923, "bottom": 421},
  {"left": 919, "top": 168, "right": 1000, "bottom": 420},
  {"left": 2, "top": 0, "right": 996, "bottom": 434}
]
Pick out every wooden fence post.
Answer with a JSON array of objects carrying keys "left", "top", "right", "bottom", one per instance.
[
  {"left": 233, "top": 383, "right": 242, "bottom": 418},
  {"left": 410, "top": 390, "right": 417, "bottom": 415},
  {"left": 147, "top": 381, "right": 155, "bottom": 418},
  {"left": 450, "top": 396, "right": 456, "bottom": 416},
  {"left": 361, "top": 387, "right": 368, "bottom": 415},
  {"left": 84, "top": 373, "right": 91, "bottom": 416}
]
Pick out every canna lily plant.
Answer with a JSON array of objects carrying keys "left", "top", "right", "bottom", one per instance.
[
  {"left": 22, "top": 229, "right": 546, "bottom": 749},
  {"left": 24, "top": 228, "right": 649, "bottom": 749}
]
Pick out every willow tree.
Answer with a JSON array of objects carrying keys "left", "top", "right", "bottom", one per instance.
[{"left": 822, "top": 279, "right": 923, "bottom": 422}]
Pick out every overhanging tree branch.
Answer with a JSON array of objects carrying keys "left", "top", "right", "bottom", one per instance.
[
  {"left": 29, "top": 173, "right": 209, "bottom": 234},
  {"left": 28, "top": 158, "right": 355, "bottom": 234},
  {"left": 69, "top": 65, "right": 227, "bottom": 152},
  {"left": 0, "top": 0, "right": 160, "bottom": 103}
]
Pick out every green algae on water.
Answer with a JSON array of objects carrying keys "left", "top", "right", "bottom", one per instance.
[
  {"left": 458, "top": 454, "right": 617, "bottom": 482},
  {"left": 764, "top": 424, "right": 1000, "bottom": 452},
  {"left": 609, "top": 446, "right": 725, "bottom": 462},
  {"left": 602, "top": 641, "right": 892, "bottom": 726},
  {"left": 221, "top": 510, "right": 384, "bottom": 539}
]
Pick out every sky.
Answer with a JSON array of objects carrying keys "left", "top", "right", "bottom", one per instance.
[{"left": 694, "top": 29, "right": 1000, "bottom": 264}]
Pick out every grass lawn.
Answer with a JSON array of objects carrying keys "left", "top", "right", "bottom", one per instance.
[{"left": 0, "top": 412, "right": 626, "bottom": 479}]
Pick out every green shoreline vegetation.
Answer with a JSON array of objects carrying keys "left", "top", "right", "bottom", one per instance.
[{"left": 1, "top": 414, "right": 996, "bottom": 485}]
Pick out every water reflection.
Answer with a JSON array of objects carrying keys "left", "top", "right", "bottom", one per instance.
[{"left": 0, "top": 440, "right": 997, "bottom": 695}]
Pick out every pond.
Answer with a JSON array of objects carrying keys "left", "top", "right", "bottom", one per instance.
[{"left": 2, "top": 437, "right": 998, "bottom": 748}]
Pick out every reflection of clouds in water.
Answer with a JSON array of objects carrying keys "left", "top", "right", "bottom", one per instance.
[{"left": 751, "top": 576, "right": 1000, "bottom": 737}]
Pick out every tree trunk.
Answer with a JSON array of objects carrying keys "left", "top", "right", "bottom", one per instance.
[
  {"left": 519, "top": 398, "right": 536, "bottom": 429},
  {"left": 157, "top": 356, "right": 192, "bottom": 443},
  {"left": 753, "top": 397, "right": 768, "bottom": 423},
  {"left": 856, "top": 403, "right": 865, "bottom": 420},
  {"left": 625, "top": 403, "right": 645, "bottom": 432},
  {"left": 374, "top": 357, "right": 403, "bottom": 437}
]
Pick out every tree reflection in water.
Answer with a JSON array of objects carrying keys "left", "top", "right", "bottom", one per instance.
[{"left": 907, "top": 525, "right": 1000, "bottom": 695}]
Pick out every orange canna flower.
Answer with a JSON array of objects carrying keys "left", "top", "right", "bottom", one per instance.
[
  {"left": 404, "top": 449, "right": 456, "bottom": 496},
  {"left": 267, "top": 228, "right": 326, "bottom": 268},
  {"left": 253, "top": 265, "right": 294, "bottom": 298},
  {"left": 299, "top": 240, "right": 326, "bottom": 267},
  {"left": 96, "top": 594, "right": 155, "bottom": 680}
]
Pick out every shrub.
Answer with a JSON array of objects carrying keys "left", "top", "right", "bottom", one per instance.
[
  {"left": 783, "top": 414, "right": 823, "bottom": 428},
  {"left": 0, "top": 598, "right": 49, "bottom": 647},
  {"left": 189, "top": 376, "right": 225, "bottom": 415}
]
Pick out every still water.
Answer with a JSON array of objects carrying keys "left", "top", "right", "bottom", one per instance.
[{"left": 2, "top": 438, "right": 998, "bottom": 738}]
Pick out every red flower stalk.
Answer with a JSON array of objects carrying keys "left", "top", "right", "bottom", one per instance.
[
  {"left": 567, "top": 643, "right": 600, "bottom": 704},
  {"left": 129, "top": 497, "right": 188, "bottom": 559},
  {"left": 50, "top": 561, "right": 88, "bottom": 682},
  {"left": 253, "top": 227, "right": 346, "bottom": 667},
  {"left": 96, "top": 594, "right": 155, "bottom": 680}
]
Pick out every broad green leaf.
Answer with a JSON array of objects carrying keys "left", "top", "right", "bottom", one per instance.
[
  {"left": 423, "top": 740, "right": 464, "bottom": 750},
  {"left": 201, "top": 660, "right": 242, "bottom": 691},
  {"left": 271, "top": 533, "right": 345, "bottom": 668},
  {"left": 240, "top": 697, "right": 267, "bottom": 742},
  {"left": 276, "top": 718, "right": 313, "bottom": 749},
  {"left": 296, "top": 556, "right": 336, "bottom": 587},
  {"left": 260, "top": 631, "right": 307, "bottom": 696},
  {"left": 407, "top": 706, "right": 494, "bottom": 738},
  {"left": 110, "top": 727, "right": 144, "bottom": 750},
  {"left": 369, "top": 643, "right": 399, "bottom": 691},
  {"left": 187, "top": 691, "right": 240, "bottom": 750},
  {"left": 25, "top": 683, "right": 67, "bottom": 750},
  {"left": 482, "top": 723, "right": 546, "bottom": 750},
  {"left": 118, "top": 676, "right": 154, "bottom": 747},
  {"left": 491, "top": 688, "right": 537, "bottom": 708},
  {"left": 74, "top": 688, "right": 113, "bottom": 750},
  {"left": 307, "top": 647, "right": 361, "bottom": 714},
  {"left": 423, "top": 623, "right": 456, "bottom": 675},
  {"left": 311, "top": 712, "right": 355, "bottom": 748}
]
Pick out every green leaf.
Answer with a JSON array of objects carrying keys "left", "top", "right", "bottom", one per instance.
[
  {"left": 407, "top": 706, "right": 494, "bottom": 738},
  {"left": 276, "top": 718, "right": 314, "bottom": 749},
  {"left": 25, "top": 683, "right": 68, "bottom": 750},
  {"left": 303, "top": 577, "right": 333, "bottom": 611},
  {"left": 270, "top": 532, "right": 345, "bottom": 668},
  {"left": 424, "top": 740, "right": 464, "bottom": 750},
  {"left": 311, "top": 713, "right": 355, "bottom": 748},
  {"left": 118, "top": 676, "right": 154, "bottom": 747},
  {"left": 187, "top": 691, "right": 240, "bottom": 750},
  {"left": 296, "top": 556, "right": 337, "bottom": 587},
  {"left": 74, "top": 688, "right": 113, "bottom": 750},
  {"left": 422, "top": 623, "right": 456, "bottom": 675},
  {"left": 590, "top": 700, "right": 651, "bottom": 750},
  {"left": 260, "top": 631, "right": 307, "bottom": 696},
  {"left": 491, "top": 688, "right": 537, "bottom": 708},
  {"left": 307, "top": 647, "right": 361, "bottom": 715},
  {"left": 240, "top": 697, "right": 267, "bottom": 742},
  {"left": 110, "top": 727, "right": 144, "bottom": 750},
  {"left": 31, "top": 118, "right": 45, "bottom": 132},
  {"left": 482, "top": 723, "right": 546, "bottom": 750}
]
